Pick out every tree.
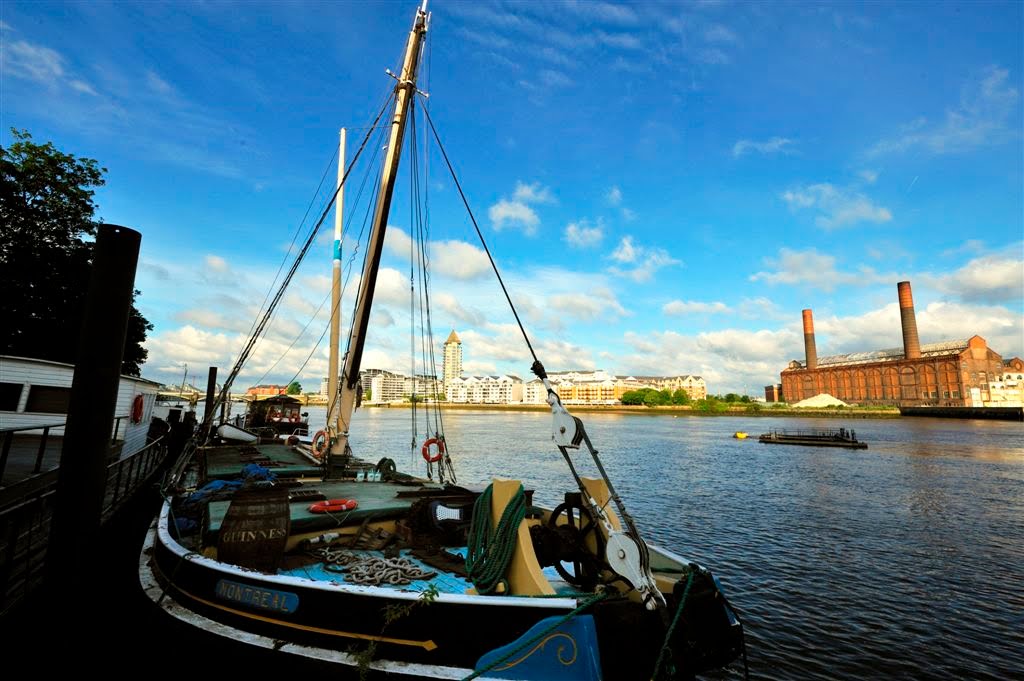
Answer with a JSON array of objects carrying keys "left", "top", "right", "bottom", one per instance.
[
  {"left": 286, "top": 381, "right": 302, "bottom": 395},
  {"left": 1, "top": 129, "right": 152, "bottom": 375},
  {"left": 672, "top": 389, "right": 691, "bottom": 406}
]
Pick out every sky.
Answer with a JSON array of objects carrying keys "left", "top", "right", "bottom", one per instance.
[{"left": 3, "top": 0, "right": 1022, "bottom": 395}]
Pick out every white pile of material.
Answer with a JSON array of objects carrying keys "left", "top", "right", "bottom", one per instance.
[{"left": 792, "top": 393, "right": 849, "bottom": 408}]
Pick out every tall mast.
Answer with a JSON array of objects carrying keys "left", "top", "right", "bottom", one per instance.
[
  {"left": 331, "top": 3, "right": 428, "bottom": 463},
  {"left": 327, "top": 128, "right": 346, "bottom": 437}
]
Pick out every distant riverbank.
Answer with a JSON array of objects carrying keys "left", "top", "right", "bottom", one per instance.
[{"left": 362, "top": 402, "right": 903, "bottom": 419}]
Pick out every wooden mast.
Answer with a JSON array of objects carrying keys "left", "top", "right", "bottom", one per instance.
[
  {"left": 330, "top": 2, "right": 428, "bottom": 466},
  {"left": 327, "top": 127, "right": 346, "bottom": 438}
]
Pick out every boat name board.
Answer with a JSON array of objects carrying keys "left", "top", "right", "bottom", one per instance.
[{"left": 215, "top": 578, "right": 299, "bottom": 613}]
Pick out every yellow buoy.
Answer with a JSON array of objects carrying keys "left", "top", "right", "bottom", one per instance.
[{"left": 734, "top": 432, "right": 748, "bottom": 439}]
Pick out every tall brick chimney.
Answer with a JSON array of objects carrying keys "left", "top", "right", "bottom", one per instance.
[
  {"left": 897, "top": 280, "right": 921, "bottom": 359},
  {"left": 802, "top": 309, "right": 817, "bottom": 370}
]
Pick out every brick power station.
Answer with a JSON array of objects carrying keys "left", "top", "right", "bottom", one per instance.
[{"left": 780, "top": 281, "right": 1020, "bottom": 407}]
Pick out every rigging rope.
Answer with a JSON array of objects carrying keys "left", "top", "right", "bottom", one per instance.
[
  {"left": 420, "top": 103, "right": 540, "bottom": 366},
  {"left": 200, "top": 91, "right": 396, "bottom": 441}
]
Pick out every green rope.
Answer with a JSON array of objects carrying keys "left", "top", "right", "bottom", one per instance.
[
  {"left": 462, "top": 591, "right": 608, "bottom": 681},
  {"left": 651, "top": 570, "right": 697, "bottom": 680},
  {"left": 465, "top": 484, "right": 527, "bottom": 595}
]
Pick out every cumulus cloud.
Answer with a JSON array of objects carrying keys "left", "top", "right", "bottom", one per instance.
[
  {"left": 384, "top": 227, "right": 491, "bottom": 280},
  {"left": 608, "top": 237, "right": 680, "bottom": 283},
  {"left": 868, "top": 65, "right": 1020, "bottom": 156},
  {"left": 606, "top": 186, "right": 623, "bottom": 205},
  {"left": 781, "top": 183, "right": 892, "bottom": 229},
  {"left": 564, "top": 219, "right": 604, "bottom": 248},
  {"left": 488, "top": 181, "right": 554, "bottom": 235},
  {"left": 663, "top": 300, "right": 730, "bottom": 315},
  {"left": 732, "top": 136, "right": 794, "bottom": 157},
  {"left": 924, "top": 253, "right": 1024, "bottom": 303},
  {"left": 548, "top": 289, "right": 628, "bottom": 322},
  {"left": 750, "top": 247, "right": 898, "bottom": 291},
  {"left": 513, "top": 181, "right": 555, "bottom": 204}
]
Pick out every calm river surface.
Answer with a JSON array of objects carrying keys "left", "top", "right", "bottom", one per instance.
[{"left": 314, "top": 407, "right": 1023, "bottom": 680}]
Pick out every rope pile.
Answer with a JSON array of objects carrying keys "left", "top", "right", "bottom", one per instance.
[{"left": 314, "top": 549, "right": 436, "bottom": 586}]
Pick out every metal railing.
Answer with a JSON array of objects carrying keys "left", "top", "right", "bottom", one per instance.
[
  {"left": 0, "top": 415, "right": 131, "bottom": 485},
  {"left": 0, "top": 436, "right": 169, "bottom": 617}
]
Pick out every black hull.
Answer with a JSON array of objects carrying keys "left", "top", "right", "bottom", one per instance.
[
  {"left": 758, "top": 436, "right": 867, "bottom": 449},
  {"left": 143, "top": 506, "right": 743, "bottom": 679}
]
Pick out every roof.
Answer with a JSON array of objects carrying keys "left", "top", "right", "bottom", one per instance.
[
  {"left": 791, "top": 339, "right": 970, "bottom": 369},
  {"left": 445, "top": 329, "right": 461, "bottom": 344}
]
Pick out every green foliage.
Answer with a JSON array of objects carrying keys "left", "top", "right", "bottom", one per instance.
[
  {"left": 354, "top": 584, "right": 439, "bottom": 679},
  {"left": 671, "top": 389, "right": 691, "bottom": 405},
  {"left": 620, "top": 389, "right": 645, "bottom": 405},
  {"left": 286, "top": 381, "right": 302, "bottom": 395},
  {"left": 695, "top": 397, "right": 728, "bottom": 413},
  {"left": 1, "top": 129, "right": 152, "bottom": 375},
  {"left": 745, "top": 402, "right": 762, "bottom": 413},
  {"left": 364, "top": 388, "right": 372, "bottom": 400}
]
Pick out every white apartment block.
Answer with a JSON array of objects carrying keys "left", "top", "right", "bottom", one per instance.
[{"left": 447, "top": 375, "right": 523, "bottom": 404}]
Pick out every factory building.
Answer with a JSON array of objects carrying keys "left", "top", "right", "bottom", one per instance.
[{"left": 780, "top": 281, "right": 1009, "bottom": 407}]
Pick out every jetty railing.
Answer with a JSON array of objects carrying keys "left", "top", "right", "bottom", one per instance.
[
  {"left": 0, "top": 414, "right": 132, "bottom": 486},
  {"left": 0, "top": 435, "right": 168, "bottom": 617}
]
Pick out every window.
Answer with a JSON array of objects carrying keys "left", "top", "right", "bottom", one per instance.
[
  {"left": 952, "top": 391, "right": 960, "bottom": 399},
  {"left": 930, "top": 391, "right": 937, "bottom": 398},
  {"left": 943, "top": 391, "right": 949, "bottom": 398},
  {"left": 24, "top": 386, "right": 71, "bottom": 414},
  {"left": 0, "top": 382, "right": 23, "bottom": 411}
]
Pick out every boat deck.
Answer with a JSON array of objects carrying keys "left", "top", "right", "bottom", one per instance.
[
  {"left": 203, "top": 443, "right": 323, "bottom": 480},
  {"left": 205, "top": 479, "right": 448, "bottom": 540}
]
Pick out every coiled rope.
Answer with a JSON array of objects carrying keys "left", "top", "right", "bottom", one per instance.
[
  {"left": 465, "top": 484, "right": 526, "bottom": 595},
  {"left": 314, "top": 549, "right": 437, "bottom": 586}
]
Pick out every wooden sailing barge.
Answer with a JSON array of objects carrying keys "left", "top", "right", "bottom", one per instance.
[{"left": 140, "top": 4, "right": 745, "bottom": 678}]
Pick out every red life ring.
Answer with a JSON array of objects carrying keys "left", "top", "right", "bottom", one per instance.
[
  {"left": 309, "top": 499, "right": 358, "bottom": 513},
  {"left": 311, "top": 430, "right": 329, "bottom": 460},
  {"left": 131, "top": 394, "right": 145, "bottom": 424},
  {"left": 421, "top": 437, "right": 444, "bottom": 463}
]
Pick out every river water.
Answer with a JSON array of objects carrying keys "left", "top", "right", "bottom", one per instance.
[{"left": 313, "top": 407, "right": 1023, "bottom": 680}]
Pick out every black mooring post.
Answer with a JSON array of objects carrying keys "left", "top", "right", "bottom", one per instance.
[
  {"left": 204, "top": 366, "right": 217, "bottom": 425},
  {"left": 48, "top": 224, "right": 141, "bottom": 588}
]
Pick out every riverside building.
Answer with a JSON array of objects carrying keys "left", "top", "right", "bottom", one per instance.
[{"left": 780, "top": 281, "right": 1016, "bottom": 407}]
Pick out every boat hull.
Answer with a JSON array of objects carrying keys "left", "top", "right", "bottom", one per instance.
[{"left": 142, "top": 502, "right": 743, "bottom": 679}]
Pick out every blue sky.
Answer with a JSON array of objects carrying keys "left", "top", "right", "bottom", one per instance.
[{"left": 3, "top": 0, "right": 1022, "bottom": 395}]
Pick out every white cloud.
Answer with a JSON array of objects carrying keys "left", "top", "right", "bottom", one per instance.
[
  {"left": 621, "top": 207, "right": 637, "bottom": 222},
  {"left": 608, "top": 237, "right": 680, "bottom": 283},
  {"left": 204, "top": 254, "right": 229, "bottom": 272},
  {"left": 606, "top": 186, "right": 623, "bottom": 205},
  {"left": 488, "top": 199, "right": 540, "bottom": 234},
  {"left": 564, "top": 220, "right": 604, "bottom": 248},
  {"left": 868, "top": 66, "right": 1020, "bottom": 156},
  {"left": 663, "top": 300, "right": 730, "bottom": 315},
  {"left": 5, "top": 40, "right": 64, "bottom": 84},
  {"left": 781, "top": 183, "right": 892, "bottom": 229},
  {"left": 488, "top": 181, "right": 554, "bottom": 235},
  {"left": 548, "top": 290, "right": 627, "bottom": 322},
  {"left": 513, "top": 181, "right": 555, "bottom": 204},
  {"left": 69, "top": 80, "right": 97, "bottom": 95},
  {"left": 924, "top": 253, "right": 1024, "bottom": 303},
  {"left": 611, "top": 236, "right": 638, "bottom": 263},
  {"left": 750, "top": 247, "right": 897, "bottom": 291},
  {"left": 732, "top": 137, "right": 794, "bottom": 157}
]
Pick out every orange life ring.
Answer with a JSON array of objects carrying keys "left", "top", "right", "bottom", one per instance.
[
  {"left": 309, "top": 499, "right": 358, "bottom": 514},
  {"left": 131, "top": 394, "right": 145, "bottom": 424},
  {"left": 311, "top": 430, "right": 329, "bottom": 460},
  {"left": 421, "top": 437, "right": 444, "bottom": 463}
]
